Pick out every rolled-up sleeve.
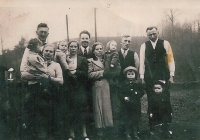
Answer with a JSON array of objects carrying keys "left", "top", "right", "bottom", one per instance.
[
  {"left": 164, "top": 41, "right": 175, "bottom": 76},
  {"left": 139, "top": 43, "right": 146, "bottom": 79},
  {"left": 134, "top": 52, "right": 140, "bottom": 70},
  {"left": 20, "top": 48, "right": 29, "bottom": 73}
]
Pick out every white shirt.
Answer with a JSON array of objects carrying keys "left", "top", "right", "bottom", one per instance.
[
  {"left": 150, "top": 38, "right": 158, "bottom": 49},
  {"left": 139, "top": 39, "right": 175, "bottom": 79}
]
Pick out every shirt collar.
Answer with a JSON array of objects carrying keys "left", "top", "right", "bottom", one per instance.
[
  {"left": 150, "top": 38, "right": 158, "bottom": 45},
  {"left": 121, "top": 48, "right": 129, "bottom": 53},
  {"left": 150, "top": 38, "right": 158, "bottom": 49},
  {"left": 81, "top": 46, "right": 89, "bottom": 52},
  {"left": 37, "top": 38, "right": 47, "bottom": 45}
]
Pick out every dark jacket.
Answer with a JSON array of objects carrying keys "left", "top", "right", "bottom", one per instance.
[
  {"left": 77, "top": 47, "right": 93, "bottom": 59},
  {"left": 149, "top": 89, "right": 172, "bottom": 126},
  {"left": 118, "top": 80, "right": 144, "bottom": 122},
  {"left": 104, "top": 51, "right": 121, "bottom": 77}
]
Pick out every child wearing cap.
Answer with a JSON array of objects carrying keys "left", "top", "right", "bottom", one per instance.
[
  {"left": 148, "top": 80, "right": 173, "bottom": 139},
  {"left": 103, "top": 40, "right": 121, "bottom": 82},
  {"left": 118, "top": 66, "right": 144, "bottom": 140}
]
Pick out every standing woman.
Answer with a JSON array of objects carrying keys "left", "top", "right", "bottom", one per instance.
[
  {"left": 64, "top": 40, "right": 89, "bottom": 140},
  {"left": 88, "top": 42, "right": 113, "bottom": 139},
  {"left": 22, "top": 43, "right": 63, "bottom": 139},
  {"left": 42, "top": 44, "right": 63, "bottom": 138}
]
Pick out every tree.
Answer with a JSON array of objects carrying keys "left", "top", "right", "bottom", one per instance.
[{"left": 164, "top": 9, "right": 181, "bottom": 41}]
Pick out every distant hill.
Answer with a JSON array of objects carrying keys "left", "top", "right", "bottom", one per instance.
[{"left": 0, "top": 36, "right": 197, "bottom": 83}]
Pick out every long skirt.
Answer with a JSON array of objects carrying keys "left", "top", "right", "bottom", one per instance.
[{"left": 92, "top": 79, "right": 113, "bottom": 128}]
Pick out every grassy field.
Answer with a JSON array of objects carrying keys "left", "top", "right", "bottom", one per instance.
[
  {"left": 0, "top": 82, "right": 200, "bottom": 140},
  {"left": 139, "top": 83, "right": 200, "bottom": 140}
]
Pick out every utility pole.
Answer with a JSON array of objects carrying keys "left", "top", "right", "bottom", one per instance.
[
  {"left": 66, "top": 15, "right": 69, "bottom": 42},
  {"left": 94, "top": 8, "right": 97, "bottom": 42},
  {"left": 0, "top": 24, "right": 3, "bottom": 55}
]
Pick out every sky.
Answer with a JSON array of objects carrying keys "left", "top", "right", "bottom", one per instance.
[{"left": 1, "top": 0, "right": 200, "bottom": 50}]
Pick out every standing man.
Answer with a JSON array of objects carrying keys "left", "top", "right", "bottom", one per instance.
[
  {"left": 139, "top": 26, "right": 175, "bottom": 135},
  {"left": 20, "top": 23, "right": 49, "bottom": 139},
  {"left": 78, "top": 30, "right": 93, "bottom": 59},
  {"left": 77, "top": 30, "right": 94, "bottom": 137},
  {"left": 119, "top": 35, "right": 140, "bottom": 81},
  {"left": 117, "top": 35, "right": 139, "bottom": 138},
  {"left": 20, "top": 23, "right": 49, "bottom": 78}
]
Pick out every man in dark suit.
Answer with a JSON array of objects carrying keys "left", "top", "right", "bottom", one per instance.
[
  {"left": 118, "top": 35, "right": 139, "bottom": 82},
  {"left": 78, "top": 30, "right": 93, "bottom": 59},
  {"left": 77, "top": 30, "right": 94, "bottom": 137}
]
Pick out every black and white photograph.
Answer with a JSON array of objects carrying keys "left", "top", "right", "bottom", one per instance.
[{"left": 0, "top": 0, "right": 200, "bottom": 139}]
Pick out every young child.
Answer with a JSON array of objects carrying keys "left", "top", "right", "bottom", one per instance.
[
  {"left": 26, "top": 38, "right": 49, "bottom": 91},
  {"left": 54, "top": 40, "right": 69, "bottom": 70},
  {"left": 118, "top": 66, "right": 144, "bottom": 140},
  {"left": 149, "top": 80, "right": 173, "bottom": 139},
  {"left": 27, "top": 38, "right": 47, "bottom": 75},
  {"left": 103, "top": 40, "right": 121, "bottom": 85}
]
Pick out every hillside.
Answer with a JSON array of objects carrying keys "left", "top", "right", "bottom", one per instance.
[{"left": 0, "top": 36, "right": 198, "bottom": 82}]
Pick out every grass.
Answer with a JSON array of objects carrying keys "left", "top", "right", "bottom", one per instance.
[
  {"left": 0, "top": 83, "right": 200, "bottom": 139},
  {"left": 139, "top": 83, "right": 200, "bottom": 140}
]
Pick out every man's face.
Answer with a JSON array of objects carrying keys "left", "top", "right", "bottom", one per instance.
[
  {"left": 36, "top": 27, "right": 49, "bottom": 43},
  {"left": 80, "top": 33, "right": 90, "bottom": 47},
  {"left": 121, "top": 36, "right": 131, "bottom": 50},
  {"left": 153, "top": 84, "right": 163, "bottom": 94},
  {"left": 147, "top": 28, "right": 158, "bottom": 42}
]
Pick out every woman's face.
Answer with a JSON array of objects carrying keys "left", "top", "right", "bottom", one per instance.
[
  {"left": 69, "top": 42, "right": 78, "bottom": 56},
  {"left": 94, "top": 44, "right": 103, "bottom": 57},
  {"left": 43, "top": 46, "right": 55, "bottom": 60}
]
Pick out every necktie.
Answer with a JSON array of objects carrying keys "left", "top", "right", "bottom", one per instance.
[
  {"left": 123, "top": 49, "right": 126, "bottom": 58},
  {"left": 84, "top": 48, "right": 87, "bottom": 56}
]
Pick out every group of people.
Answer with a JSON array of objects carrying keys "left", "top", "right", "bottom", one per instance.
[{"left": 20, "top": 23, "right": 175, "bottom": 140}]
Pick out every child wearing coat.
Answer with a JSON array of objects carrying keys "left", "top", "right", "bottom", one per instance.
[
  {"left": 54, "top": 40, "right": 69, "bottom": 70},
  {"left": 27, "top": 38, "right": 47, "bottom": 75},
  {"left": 148, "top": 80, "right": 173, "bottom": 139},
  {"left": 103, "top": 40, "right": 121, "bottom": 84},
  {"left": 118, "top": 66, "right": 144, "bottom": 140},
  {"left": 26, "top": 38, "right": 49, "bottom": 92}
]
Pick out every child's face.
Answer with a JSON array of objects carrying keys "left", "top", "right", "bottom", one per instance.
[
  {"left": 126, "top": 70, "right": 135, "bottom": 80},
  {"left": 58, "top": 41, "right": 67, "bottom": 51},
  {"left": 109, "top": 41, "right": 117, "bottom": 51},
  {"left": 153, "top": 84, "right": 163, "bottom": 94},
  {"left": 35, "top": 44, "right": 42, "bottom": 53}
]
